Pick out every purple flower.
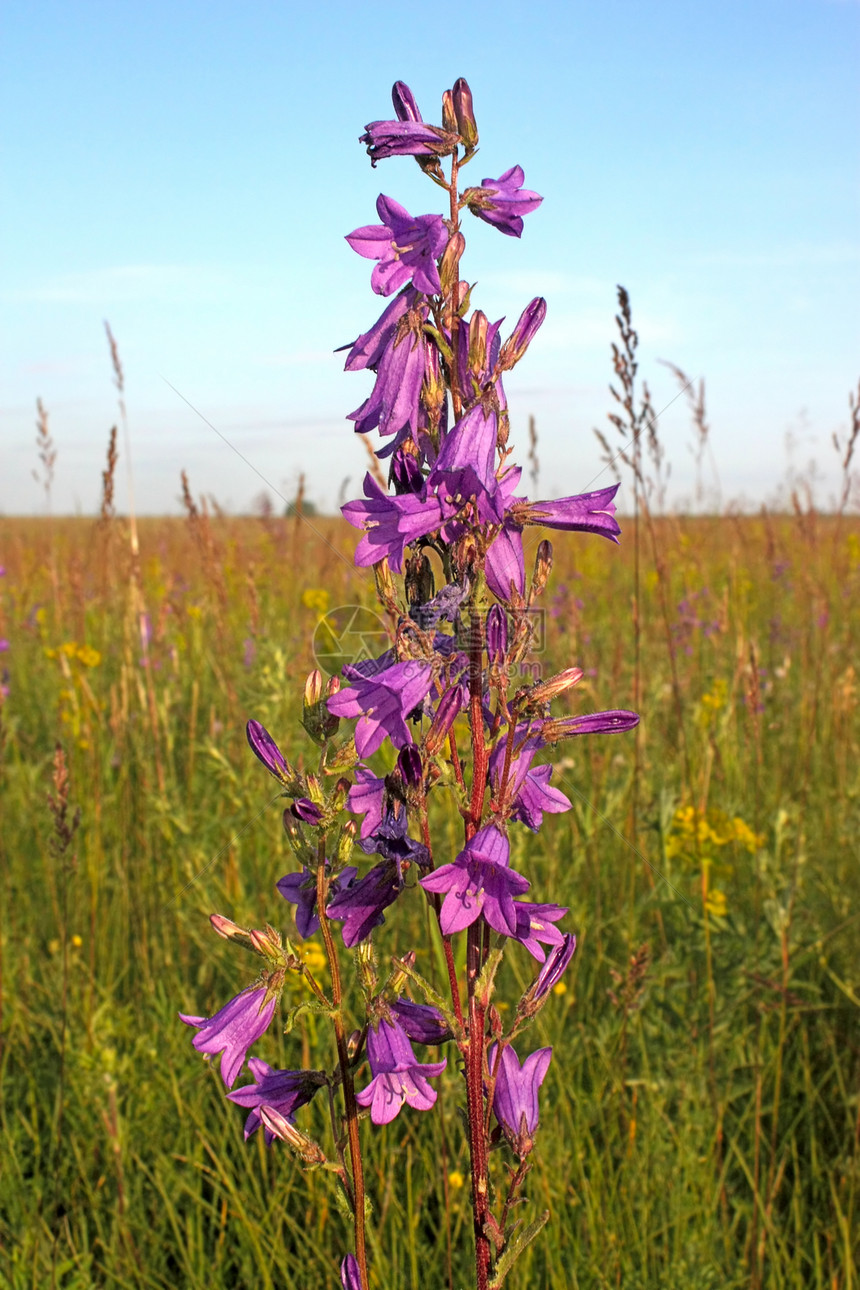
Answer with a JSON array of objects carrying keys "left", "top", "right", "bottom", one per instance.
[
  {"left": 397, "top": 744, "right": 422, "bottom": 787},
  {"left": 532, "top": 932, "right": 577, "bottom": 998},
  {"left": 488, "top": 1043, "right": 552, "bottom": 1152},
  {"left": 540, "top": 710, "right": 640, "bottom": 741},
  {"left": 518, "top": 485, "right": 621, "bottom": 541},
  {"left": 427, "top": 405, "right": 502, "bottom": 523},
  {"left": 486, "top": 605, "right": 508, "bottom": 665},
  {"left": 360, "top": 119, "right": 458, "bottom": 166},
  {"left": 326, "top": 860, "right": 403, "bottom": 947},
  {"left": 346, "top": 766, "right": 387, "bottom": 839},
  {"left": 277, "top": 864, "right": 358, "bottom": 938},
  {"left": 500, "top": 297, "right": 547, "bottom": 368},
  {"left": 389, "top": 996, "right": 453, "bottom": 1045},
  {"left": 489, "top": 730, "right": 572, "bottom": 831},
  {"left": 227, "top": 1057, "right": 326, "bottom": 1144},
  {"left": 486, "top": 525, "right": 525, "bottom": 602},
  {"left": 343, "top": 475, "right": 444, "bottom": 572},
  {"left": 290, "top": 797, "right": 323, "bottom": 825},
  {"left": 327, "top": 657, "right": 434, "bottom": 756},
  {"left": 419, "top": 824, "right": 530, "bottom": 936},
  {"left": 246, "top": 720, "right": 293, "bottom": 787},
  {"left": 347, "top": 302, "right": 429, "bottom": 442},
  {"left": 464, "top": 165, "right": 543, "bottom": 237},
  {"left": 346, "top": 196, "right": 448, "bottom": 297},
  {"left": 342, "top": 289, "right": 414, "bottom": 372},
  {"left": 355, "top": 1018, "right": 446, "bottom": 1124},
  {"left": 357, "top": 806, "right": 430, "bottom": 878},
  {"left": 512, "top": 901, "right": 569, "bottom": 961},
  {"left": 341, "top": 1254, "right": 363, "bottom": 1290},
  {"left": 180, "top": 986, "right": 276, "bottom": 1089}
]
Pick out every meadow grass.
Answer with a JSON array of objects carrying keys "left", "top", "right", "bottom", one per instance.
[{"left": 1, "top": 500, "right": 858, "bottom": 1288}]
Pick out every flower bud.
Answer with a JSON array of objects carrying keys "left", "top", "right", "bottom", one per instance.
[
  {"left": 259, "top": 1107, "right": 327, "bottom": 1165},
  {"left": 520, "top": 934, "right": 577, "bottom": 1018},
  {"left": 246, "top": 720, "right": 299, "bottom": 789},
  {"left": 541, "top": 709, "right": 641, "bottom": 742},
  {"left": 336, "top": 819, "right": 357, "bottom": 864},
  {"left": 499, "top": 297, "right": 547, "bottom": 370},
  {"left": 374, "top": 558, "right": 399, "bottom": 614},
  {"left": 532, "top": 540, "right": 553, "bottom": 595},
  {"left": 486, "top": 605, "right": 508, "bottom": 667},
  {"left": 441, "top": 88, "right": 457, "bottom": 134},
  {"left": 391, "top": 448, "right": 425, "bottom": 496},
  {"left": 425, "top": 685, "right": 465, "bottom": 754},
  {"left": 439, "top": 232, "right": 465, "bottom": 298},
  {"left": 249, "top": 926, "right": 283, "bottom": 961},
  {"left": 392, "top": 80, "right": 421, "bottom": 122},
  {"left": 397, "top": 744, "right": 423, "bottom": 787},
  {"left": 467, "top": 310, "right": 489, "bottom": 381},
  {"left": 291, "top": 797, "right": 323, "bottom": 825},
  {"left": 452, "top": 78, "right": 478, "bottom": 149},
  {"left": 517, "top": 667, "right": 583, "bottom": 709},
  {"left": 304, "top": 670, "right": 323, "bottom": 707},
  {"left": 209, "top": 914, "right": 255, "bottom": 954},
  {"left": 346, "top": 1029, "right": 363, "bottom": 1060}
]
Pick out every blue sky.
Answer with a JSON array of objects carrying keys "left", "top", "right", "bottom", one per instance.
[{"left": 2, "top": 0, "right": 858, "bottom": 515}]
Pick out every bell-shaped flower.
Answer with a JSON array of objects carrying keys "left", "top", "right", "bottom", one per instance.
[
  {"left": 419, "top": 824, "right": 530, "bottom": 936},
  {"left": 325, "top": 859, "right": 403, "bottom": 947},
  {"left": 356, "top": 1018, "right": 446, "bottom": 1124},
  {"left": 342, "top": 474, "right": 444, "bottom": 573},
  {"left": 511, "top": 901, "right": 569, "bottom": 961},
  {"left": 427, "top": 405, "right": 503, "bottom": 523},
  {"left": 463, "top": 165, "right": 543, "bottom": 237},
  {"left": 389, "top": 996, "right": 453, "bottom": 1045},
  {"left": 276, "top": 863, "right": 358, "bottom": 938},
  {"left": 346, "top": 196, "right": 448, "bottom": 297},
  {"left": 347, "top": 303, "right": 428, "bottom": 442},
  {"left": 327, "top": 657, "right": 434, "bottom": 756},
  {"left": 489, "top": 729, "right": 572, "bottom": 831},
  {"left": 488, "top": 1042, "right": 552, "bottom": 1154},
  {"left": 518, "top": 484, "right": 621, "bottom": 541},
  {"left": 180, "top": 986, "right": 277, "bottom": 1089},
  {"left": 227, "top": 1057, "right": 326, "bottom": 1144}
]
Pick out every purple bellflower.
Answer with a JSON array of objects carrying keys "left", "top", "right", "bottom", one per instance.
[
  {"left": 327, "top": 657, "right": 434, "bottom": 756},
  {"left": 419, "top": 824, "right": 530, "bottom": 936},
  {"left": 277, "top": 864, "right": 358, "bottom": 938},
  {"left": 540, "top": 709, "right": 641, "bottom": 741},
  {"left": 488, "top": 1042, "right": 552, "bottom": 1151},
  {"left": 346, "top": 765, "right": 387, "bottom": 839},
  {"left": 532, "top": 932, "right": 577, "bottom": 999},
  {"left": 512, "top": 901, "right": 569, "bottom": 961},
  {"left": 346, "top": 196, "right": 448, "bottom": 297},
  {"left": 489, "top": 731, "right": 572, "bottom": 831},
  {"left": 342, "top": 475, "right": 443, "bottom": 573},
  {"left": 517, "top": 484, "right": 621, "bottom": 539},
  {"left": 360, "top": 120, "right": 459, "bottom": 167},
  {"left": 246, "top": 720, "right": 294, "bottom": 787},
  {"left": 389, "top": 996, "right": 454, "bottom": 1045},
  {"left": 227, "top": 1057, "right": 326, "bottom": 1144},
  {"left": 427, "top": 405, "right": 503, "bottom": 523},
  {"left": 326, "top": 859, "right": 403, "bottom": 947},
  {"left": 180, "top": 986, "right": 277, "bottom": 1089},
  {"left": 463, "top": 166, "right": 543, "bottom": 237},
  {"left": 347, "top": 304, "right": 429, "bottom": 443},
  {"left": 355, "top": 1018, "right": 446, "bottom": 1124},
  {"left": 341, "top": 1253, "right": 364, "bottom": 1290}
]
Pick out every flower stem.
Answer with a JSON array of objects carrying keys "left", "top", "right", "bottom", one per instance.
[{"left": 316, "top": 845, "right": 368, "bottom": 1286}]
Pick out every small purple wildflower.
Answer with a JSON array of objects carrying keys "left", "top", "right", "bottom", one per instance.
[
  {"left": 180, "top": 986, "right": 277, "bottom": 1089},
  {"left": 419, "top": 824, "right": 530, "bottom": 936},
  {"left": 327, "top": 658, "right": 434, "bottom": 756},
  {"left": 389, "top": 996, "right": 453, "bottom": 1045},
  {"left": 488, "top": 1042, "right": 552, "bottom": 1151},
  {"left": 463, "top": 165, "right": 543, "bottom": 237},
  {"left": 489, "top": 731, "right": 572, "bottom": 831},
  {"left": 355, "top": 1018, "right": 446, "bottom": 1124},
  {"left": 227, "top": 1057, "right": 326, "bottom": 1144},
  {"left": 246, "top": 720, "right": 293, "bottom": 787},
  {"left": 511, "top": 902, "right": 568, "bottom": 961},
  {"left": 277, "top": 864, "right": 358, "bottom": 938},
  {"left": 346, "top": 196, "right": 448, "bottom": 297},
  {"left": 326, "top": 860, "right": 403, "bottom": 947},
  {"left": 346, "top": 766, "right": 387, "bottom": 839},
  {"left": 341, "top": 1254, "right": 364, "bottom": 1290}
]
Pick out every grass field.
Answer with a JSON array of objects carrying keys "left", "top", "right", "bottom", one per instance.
[{"left": 1, "top": 496, "right": 859, "bottom": 1288}]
